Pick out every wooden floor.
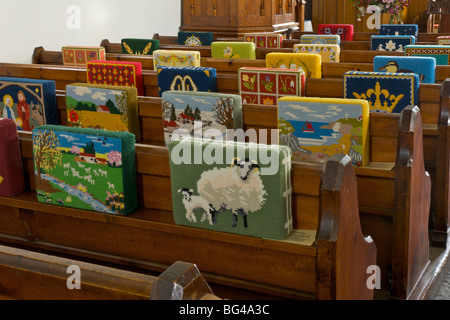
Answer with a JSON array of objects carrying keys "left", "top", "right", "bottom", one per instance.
[
  {"left": 376, "top": 236, "right": 450, "bottom": 300},
  {"left": 420, "top": 243, "right": 450, "bottom": 300}
]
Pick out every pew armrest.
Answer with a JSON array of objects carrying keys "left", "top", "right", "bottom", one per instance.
[
  {"left": 316, "top": 154, "right": 377, "bottom": 300},
  {"left": 393, "top": 105, "right": 431, "bottom": 299}
]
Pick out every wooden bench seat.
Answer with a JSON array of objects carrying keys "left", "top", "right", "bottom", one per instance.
[
  {"left": 144, "top": 31, "right": 450, "bottom": 57},
  {"left": 148, "top": 33, "right": 372, "bottom": 51},
  {"left": 32, "top": 46, "right": 450, "bottom": 84},
  {"left": 99, "top": 38, "right": 404, "bottom": 63},
  {"left": 0, "top": 130, "right": 376, "bottom": 300},
  {"left": 150, "top": 33, "right": 376, "bottom": 51},
  {"left": 292, "top": 30, "right": 450, "bottom": 43},
  {"left": 0, "top": 245, "right": 217, "bottom": 300},
  {"left": 0, "top": 62, "right": 435, "bottom": 299},
  {"left": 143, "top": 32, "right": 449, "bottom": 51}
]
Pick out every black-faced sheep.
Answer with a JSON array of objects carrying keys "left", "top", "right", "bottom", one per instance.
[{"left": 196, "top": 158, "right": 267, "bottom": 228}]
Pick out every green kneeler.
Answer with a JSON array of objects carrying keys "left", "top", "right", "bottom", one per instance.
[
  {"left": 32, "top": 125, "right": 137, "bottom": 215},
  {"left": 168, "top": 138, "right": 293, "bottom": 240},
  {"left": 211, "top": 42, "right": 256, "bottom": 60}
]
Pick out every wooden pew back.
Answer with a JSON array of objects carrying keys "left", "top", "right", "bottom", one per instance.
[
  {"left": 32, "top": 46, "right": 450, "bottom": 84},
  {"left": 0, "top": 130, "right": 377, "bottom": 299},
  {"left": 0, "top": 245, "right": 216, "bottom": 300},
  {"left": 0, "top": 61, "right": 433, "bottom": 299}
]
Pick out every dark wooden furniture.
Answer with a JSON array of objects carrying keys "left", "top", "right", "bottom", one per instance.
[
  {"left": 180, "top": 0, "right": 300, "bottom": 36},
  {"left": 0, "top": 245, "right": 217, "bottom": 300},
  {"left": 31, "top": 46, "right": 450, "bottom": 252},
  {"left": 0, "top": 61, "right": 435, "bottom": 299},
  {"left": 0, "top": 131, "right": 376, "bottom": 300}
]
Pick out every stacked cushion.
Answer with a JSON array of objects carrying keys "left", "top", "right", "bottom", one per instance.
[
  {"left": 157, "top": 66, "right": 217, "bottom": 97},
  {"left": 344, "top": 71, "right": 420, "bottom": 113},
  {"left": 86, "top": 60, "right": 144, "bottom": 96},
  {"left": 318, "top": 24, "right": 354, "bottom": 41},
  {"left": 153, "top": 50, "right": 201, "bottom": 69},
  {"left": 278, "top": 96, "right": 369, "bottom": 167},
  {"left": 161, "top": 91, "right": 243, "bottom": 146},
  {"left": 266, "top": 52, "right": 322, "bottom": 78},
  {"left": 178, "top": 32, "right": 214, "bottom": 46},
  {"left": 62, "top": 46, "right": 106, "bottom": 67},
  {"left": 211, "top": 42, "right": 256, "bottom": 60},
  {"left": 168, "top": 138, "right": 293, "bottom": 240},
  {"left": 65, "top": 83, "right": 140, "bottom": 140},
  {"left": 373, "top": 56, "right": 436, "bottom": 84},
  {"left": 404, "top": 45, "right": 450, "bottom": 65},
  {"left": 121, "top": 38, "right": 160, "bottom": 55},
  {"left": 293, "top": 43, "right": 340, "bottom": 62},
  {"left": 244, "top": 33, "right": 283, "bottom": 48},
  {"left": 0, "top": 77, "right": 57, "bottom": 131},
  {"left": 379, "top": 24, "right": 419, "bottom": 37},
  {"left": 32, "top": 125, "right": 137, "bottom": 215},
  {"left": 371, "top": 35, "right": 415, "bottom": 52},
  {"left": 238, "top": 67, "right": 306, "bottom": 106}
]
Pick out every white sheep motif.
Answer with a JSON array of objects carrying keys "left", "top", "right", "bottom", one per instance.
[
  {"left": 179, "top": 158, "right": 267, "bottom": 228},
  {"left": 178, "top": 188, "right": 215, "bottom": 225}
]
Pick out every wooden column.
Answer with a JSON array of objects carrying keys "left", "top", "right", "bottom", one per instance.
[
  {"left": 312, "top": 0, "right": 358, "bottom": 31},
  {"left": 180, "top": 0, "right": 299, "bottom": 37},
  {"left": 296, "top": 0, "right": 306, "bottom": 31}
]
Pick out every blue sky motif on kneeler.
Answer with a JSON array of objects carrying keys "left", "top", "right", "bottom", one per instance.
[{"left": 373, "top": 56, "right": 436, "bottom": 84}]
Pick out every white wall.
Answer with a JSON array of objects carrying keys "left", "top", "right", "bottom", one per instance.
[{"left": 0, "top": 0, "right": 181, "bottom": 63}]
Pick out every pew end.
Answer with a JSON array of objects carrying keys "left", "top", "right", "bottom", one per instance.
[
  {"left": 150, "top": 261, "right": 217, "bottom": 300},
  {"left": 392, "top": 106, "right": 431, "bottom": 299},
  {"left": 317, "top": 154, "right": 377, "bottom": 300},
  {"left": 432, "top": 79, "right": 450, "bottom": 248},
  {"left": 0, "top": 244, "right": 217, "bottom": 300}
]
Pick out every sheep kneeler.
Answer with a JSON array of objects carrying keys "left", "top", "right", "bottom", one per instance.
[
  {"left": 169, "top": 139, "right": 293, "bottom": 240},
  {"left": 196, "top": 159, "right": 267, "bottom": 229}
]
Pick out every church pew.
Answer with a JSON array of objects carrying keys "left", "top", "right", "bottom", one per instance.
[
  {"left": 0, "top": 246, "right": 217, "bottom": 300},
  {"left": 148, "top": 33, "right": 373, "bottom": 51},
  {"left": 140, "top": 32, "right": 373, "bottom": 50},
  {"left": 32, "top": 46, "right": 268, "bottom": 74},
  {"left": 88, "top": 32, "right": 450, "bottom": 242},
  {"left": 0, "top": 131, "right": 377, "bottom": 300},
  {"left": 98, "top": 39, "right": 403, "bottom": 62},
  {"left": 144, "top": 32, "right": 444, "bottom": 51},
  {"left": 103, "top": 36, "right": 301, "bottom": 54},
  {"left": 150, "top": 33, "right": 373, "bottom": 51},
  {"left": 37, "top": 44, "right": 450, "bottom": 82},
  {"left": 145, "top": 30, "right": 450, "bottom": 55},
  {"left": 100, "top": 38, "right": 294, "bottom": 59},
  {"left": 34, "top": 46, "right": 423, "bottom": 80},
  {"left": 52, "top": 89, "right": 429, "bottom": 299},
  {"left": 292, "top": 30, "right": 450, "bottom": 43},
  {"left": 149, "top": 33, "right": 377, "bottom": 51},
  {"left": 0, "top": 62, "right": 435, "bottom": 298},
  {"left": 121, "top": 65, "right": 448, "bottom": 250},
  {"left": 66, "top": 42, "right": 450, "bottom": 246},
  {"left": 289, "top": 31, "right": 450, "bottom": 51}
]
